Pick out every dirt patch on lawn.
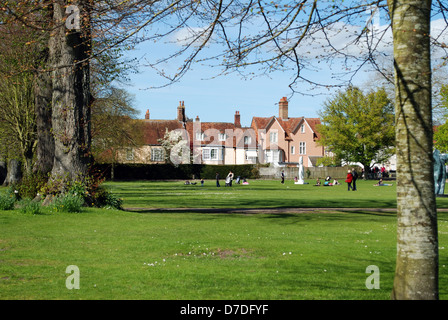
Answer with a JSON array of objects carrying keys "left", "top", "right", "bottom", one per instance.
[{"left": 215, "top": 248, "right": 252, "bottom": 259}]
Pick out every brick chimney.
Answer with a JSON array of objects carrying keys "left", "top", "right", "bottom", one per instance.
[
  {"left": 177, "top": 101, "right": 186, "bottom": 122},
  {"left": 234, "top": 111, "right": 241, "bottom": 128},
  {"left": 145, "top": 109, "right": 150, "bottom": 120},
  {"left": 279, "top": 97, "right": 288, "bottom": 119}
]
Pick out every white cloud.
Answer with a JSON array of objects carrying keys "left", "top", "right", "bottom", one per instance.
[
  {"left": 295, "top": 18, "right": 448, "bottom": 61},
  {"left": 172, "top": 26, "right": 213, "bottom": 47}
]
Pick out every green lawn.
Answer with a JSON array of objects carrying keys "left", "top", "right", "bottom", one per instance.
[
  {"left": 106, "top": 179, "right": 448, "bottom": 209},
  {"left": 1, "top": 179, "right": 448, "bottom": 300}
]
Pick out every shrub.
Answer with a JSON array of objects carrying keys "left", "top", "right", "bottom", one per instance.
[
  {"left": 0, "top": 191, "right": 16, "bottom": 210},
  {"left": 102, "top": 190, "right": 123, "bottom": 210},
  {"left": 90, "top": 186, "right": 123, "bottom": 209},
  {"left": 20, "top": 199, "right": 43, "bottom": 215},
  {"left": 36, "top": 167, "right": 123, "bottom": 210},
  {"left": 16, "top": 172, "right": 48, "bottom": 199},
  {"left": 93, "top": 163, "right": 260, "bottom": 180},
  {"left": 52, "top": 193, "right": 84, "bottom": 213}
]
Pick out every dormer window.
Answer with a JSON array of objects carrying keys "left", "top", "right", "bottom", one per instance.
[
  {"left": 219, "top": 133, "right": 227, "bottom": 141},
  {"left": 196, "top": 132, "right": 205, "bottom": 140}
]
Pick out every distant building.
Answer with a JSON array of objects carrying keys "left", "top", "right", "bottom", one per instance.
[
  {"left": 251, "top": 97, "right": 324, "bottom": 167},
  {"left": 115, "top": 98, "right": 325, "bottom": 166}
]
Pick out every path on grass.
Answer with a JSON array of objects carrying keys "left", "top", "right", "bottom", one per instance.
[
  {"left": 124, "top": 208, "right": 386, "bottom": 214},
  {"left": 124, "top": 207, "right": 448, "bottom": 214}
]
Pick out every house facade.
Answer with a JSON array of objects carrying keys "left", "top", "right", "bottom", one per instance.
[
  {"left": 116, "top": 98, "right": 324, "bottom": 167},
  {"left": 251, "top": 97, "right": 324, "bottom": 167}
]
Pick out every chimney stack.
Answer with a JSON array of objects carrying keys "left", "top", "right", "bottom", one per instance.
[
  {"left": 234, "top": 111, "right": 241, "bottom": 128},
  {"left": 145, "top": 109, "right": 150, "bottom": 120},
  {"left": 279, "top": 97, "right": 288, "bottom": 119},
  {"left": 177, "top": 101, "right": 186, "bottom": 122}
]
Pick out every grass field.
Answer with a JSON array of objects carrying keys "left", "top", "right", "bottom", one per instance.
[
  {"left": 107, "top": 179, "right": 448, "bottom": 209},
  {"left": 1, "top": 179, "right": 448, "bottom": 300}
]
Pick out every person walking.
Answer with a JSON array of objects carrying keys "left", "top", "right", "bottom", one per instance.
[
  {"left": 281, "top": 170, "right": 285, "bottom": 184},
  {"left": 351, "top": 168, "right": 358, "bottom": 191},
  {"left": 345, "top": 170, "right": 353, "bottom": 191},
  {"left": 216, "top": 172, "right": 220, "bottom": 187}
]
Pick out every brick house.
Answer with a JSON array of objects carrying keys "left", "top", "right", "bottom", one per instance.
[
  {"left": 251, "top": 97, "right": 324, "bottom": 167},
  {"left": 184, "top": 111, "right": 260, "bottom": 165},
  {"left": 116, "top": 97, "right": 324, "bottom": 166}
]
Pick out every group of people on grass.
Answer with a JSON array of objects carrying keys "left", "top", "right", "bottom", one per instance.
[
  {"left": 215, "top": 171, "right": 249, "bottom": 187},
  {"left": 286, "top": 167, "right": 393, "bottom": 190},
  {"left": 185, "top": 168, "right": 393, "bottom": 188},
  {"left": 314, "top": 176, "right": 341, "bottom": 187},
  {"left": 344, "top": 168, "right": 393, "bottom": 190},
  {"left": 185, "top": 171, "right": 249, "bottom": 187}
]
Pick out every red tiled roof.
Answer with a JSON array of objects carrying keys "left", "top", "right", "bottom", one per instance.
[
  {"left": 141, "top": 110, "right": 322, "bottom": 147},
  {"left": 305, "top": 118, "right": 322, "bottom": 139},
  {"left": 251, "top": 116, "right": 322, "bottom": 140},
  {"left": 142, "top": 120, "right": 184, "bottom": 145},
  {"left": 185, "top": 121, "right": 254, "bottom": 147}
]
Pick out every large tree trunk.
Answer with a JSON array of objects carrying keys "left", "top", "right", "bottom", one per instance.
[
  {"left": 2, "top": 159, "right": 22, "bottom": 187},
  {"left": 388, "top": 0, "right": 438, "bottom": 300},
  {"left": 34, "top": 48, "right": 55, "bottom": 176},
  {"left": 49, "top": 1, "right": 92, "bottom": 183}
]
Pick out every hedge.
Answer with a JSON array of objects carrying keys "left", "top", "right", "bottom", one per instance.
[{"left": 93, "top": 163, "right": 260, "bottom": 181}]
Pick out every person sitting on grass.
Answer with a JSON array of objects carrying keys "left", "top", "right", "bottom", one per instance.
[
  {"left": 314, "top": 178, "right": 321, "bottom": 186},
  {"left": 373, "top": 178, "right": 393, "bottom": 186}
]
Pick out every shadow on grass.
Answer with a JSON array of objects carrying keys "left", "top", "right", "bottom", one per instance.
[{"left": 126, "top": 207, "right": 398, "bottom": 221}]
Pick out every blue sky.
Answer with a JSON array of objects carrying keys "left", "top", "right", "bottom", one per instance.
[
  {"left": 123, "top": 39, "right": 373, "bottom": 127},
  {"left": 123, "top": 54, "right": 347, "bottom": 127},
  {"left": 120, "top": 5, "right": 447, "bottom": 127}
]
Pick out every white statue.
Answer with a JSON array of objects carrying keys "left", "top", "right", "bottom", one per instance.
[{"left": 296, "top": 156, "right": 305, "bottom": 184}]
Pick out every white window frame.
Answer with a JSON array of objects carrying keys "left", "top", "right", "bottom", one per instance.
[
  {"left": 299, "top": 142, "right": 306, "bottom": 155},
  {"left": 203, "top": 147, "right": 222, "bottom": 161},
  {"left": 301, "top": 124, "right": 305, "bottom": 133},
  {"left": 269, "top": 131, "right": 278, "bottom": 143},
  {"left": 291, "top": 146, "right": 295, "bottom": 155},
  {"left": 196, "top": 132, "right": 205, "bottom": 141},
  {"left": 151, "top": 148, "right": 164, "bottom": 162},
  {"left": 218, "top": 133, "right": 227, "bottom": 141},
  {"left": 244, "top": 136, "right": 252, "bottom": 145},
  {"left": 126, "top": 148, "right": 134, "bottom": 161},
  {"left": 202, "top": 148, "right": 210, "bottom": 160},
  {"left": 265, "top": 150, "right": 281, "bottom": 163},
  {"left": 210, "top": 148, "right": 219, "bottom": 160},
  {"left": 245, "top": 150, "right": 257, "bottom": 161}
]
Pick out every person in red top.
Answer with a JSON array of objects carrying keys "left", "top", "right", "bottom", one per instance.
[{"left": 345, "top": 170, "right": 353, "bottom": 191}]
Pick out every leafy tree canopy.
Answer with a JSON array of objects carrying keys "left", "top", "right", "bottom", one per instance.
[
  {"left": 318, "top": 86, "right": 395, "bottom": 169},
  {"left": 434, "top": 85, "right": 448, "bottom": 152}
]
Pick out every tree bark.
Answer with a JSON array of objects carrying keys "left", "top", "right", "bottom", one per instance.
[
  {"left": 49, "top": 1, "right": 92, "bottom": 182},
  {"left": 388, "top": 0, "right": 438, "bottom": 300},
  {"left": 33, "top": 46, "right": 55, "bottom": 176},
  {"left": 2, "top": 159, "right": 22, "bottom": 187}
]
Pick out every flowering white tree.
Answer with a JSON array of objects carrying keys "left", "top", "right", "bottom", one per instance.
[{"left": 159, "top": 129, "right": 192, "bottom": 166}]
